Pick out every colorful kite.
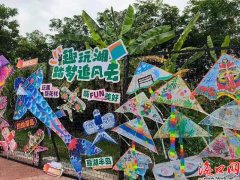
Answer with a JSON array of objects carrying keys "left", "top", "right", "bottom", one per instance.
[
  {"left": 115, "top": 92, "right": 163, "bottom": 124},
  {"left": 112, "top": 117, "right": 158, "bottom": 153},
  {"left": 0, "top": 96, "right": 7, "bottom": 117},
  {"left": 83, "top": 109, "right": 117, "bottom": 144},
  {"left": 0, "top": 119, "right": 17, "bottom": 154},
  {"left": 150, "top": 76, "right": 205, "bottom": 113},
  {"left": 199, "top": 101, "right": 240, "bottom": 130},
  {"left": 0, "top": 55, "right": 14, "bottom": 91},
  {"left": 113, "top": 147, "right": 152, "bottom": 179},
  {"left": 154, "top": 111, "right": 209, "bottom": 138},
  {"left": 127, "top": 62, "right": 173, "bottom": 94},
  {"left": 152, "top": 156, "right": 203, "bottom": 180},
  {"left": 199, "top": 128, "right": 240, "bottom": 160},
  {"left": 13, "top": 68, "right": 102, "bottom": 179},
  {"left": 24, "top": 129, "right": 48, "bottom": 163},
  {"left": 150, "top": 75, "right": 206, "bottom": 169},
  {"left": 194, "top": 54, "right": 240, "bottom": 100},
  {"left": 58, "top": 87, "right": 86, "bottom": 122}
]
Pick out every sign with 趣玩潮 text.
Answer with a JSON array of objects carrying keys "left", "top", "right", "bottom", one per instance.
[
  {"left": 50, "top": 40, "right": 128, "bottom": 83},
  {"left": 40, "top": 83, "right": 59, "bottom": 98},
  {"left": 82, "top": 89, "right": 120, "bottom": 104},
  {"left": 15, "top": 117, "right": 37, "bottom": 130},
  {"left": 85, "top": 156, "right": 113, "bottom": 170}
]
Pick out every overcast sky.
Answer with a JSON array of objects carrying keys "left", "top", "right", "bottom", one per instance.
[{"left": 1, "top": 0, "right": 188, "bottom": 36}]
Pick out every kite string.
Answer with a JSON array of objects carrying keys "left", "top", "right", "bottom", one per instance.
[
  {"left": 123, "top": 113, "right": 131, "bottom": 122},
  {"left": 118, "top": 134, "right": 131, "bottom": 146}
]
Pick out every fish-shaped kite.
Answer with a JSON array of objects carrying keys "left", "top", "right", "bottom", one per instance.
[
  {"left": 0, "top": 55, "right": 14, "bottom": 91},
  {"left": 194, "top": 54, "right": 240, "bottom": 100},
  {"left": 83, "top": 109, "right": 117, "bottom": 144},
  {"left": 13, "top": 68, "right": 102, "bottom": 179},
  {"left": 58, "top": 87, "right": 86, "bottom": 122}
]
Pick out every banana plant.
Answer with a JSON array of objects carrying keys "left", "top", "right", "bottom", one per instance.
[
  {"left": 81, "top": 5, "right": 175, "bottom": 55},
  {"left": 163, "top": 12, "right": 201, "bottom": 73}
]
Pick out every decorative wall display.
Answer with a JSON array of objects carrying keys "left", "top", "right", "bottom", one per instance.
[
  {"left": 194, "top": 54, "right": 240, "bottom": 100},
  {"left": 51, "top": 40, "right": 128, "bottom": 83},
  {"left": 82, "top": 89, "right": 120, "bottom": 104},
  {"left": 0, "top": 55, "right": 14, "bottom": 91},
  {"left": 113, "top": 148, "right": 152, "bottom": 179},
  {"left": 15, "top": 117, "right": 37, "bottom": 130},
  {"left": 40, "top": 83, "right": 59, "bottom": 98},
  {"left": 43, "top": 162, "right": 63, "bottom": 177},
  {"left": 16, "top": 58, "right": 38, "bottom": 69},
  {"left": 154, "top": 111, "right": 209, "bottom": 138},
  {"left": 0, "top": 119, "right": 17, "bottom": 154},
  {"left": 112, "top": 117, "right": 158, "bottom": 153},
  {"left": 13, "top": 68, "right": 102, "bottom": 179},
  {"left": 115, "top": 92, "right": 163, "bottom": 123},
  {"left": 83, "top": 109, "right": 117, "bottom": 144},
  {"left": 58, "top": 87, "right": 86, "bottom": 122},
  {"left": 85, "top": 156, "right": 113, "bottom": 169},
  {"left": 152, "top": 156, "right": 203, "bottom": 179},
  {"left": 199, "top": 101, "right": 240, "bottom": 130},
  {"left": 127, "top": 62, "right": 173, "bottom": 94},
  {"left": 199, "top": 128, "right": 240, "bottom": 160}
]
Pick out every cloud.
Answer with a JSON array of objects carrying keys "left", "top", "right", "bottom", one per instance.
[{"left": 1, "top": 0, "right": 187, "bottom": 36}]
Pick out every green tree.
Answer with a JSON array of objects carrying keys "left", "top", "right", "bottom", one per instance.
[
  {"left": 182, "top": 0, "right": 240, "bottom": 47},
  {"left": 15, "top": 30, "right": 50, "bottom": 63},
  {"left": 0, "top": 4, "right": 19, "bottom": 61}
]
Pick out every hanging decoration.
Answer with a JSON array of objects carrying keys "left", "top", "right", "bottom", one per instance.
[
  {"left": 13, "top": 68, "right": 102, "bottom": 179},
  {"left": 24, "top": 129, "right": 48, "bottom": 163},
  {"left": 194, "top": 54, "right": 240, "bottom": 100},
  {"left": 0, "top": 55, "right": 14, "bottom": 91},
  {"left": 58, "top": 87, "right": 86, "bottom": 122},
  {"left": 199, "top": 101, "right": 240, "bottom": 130},
  {"left": 127, "top": 62, "right": 173, "bottom": 94},
  {"left": 113, "top": 148, "right": 152, "bottom": 179},
  {"left": 82, "top": 88, "right": 120, "bottom": 104},
  {"left": 83, "top": 109, "right": 117, "bottom": 144},
  {"left": 199, "top": 128, "right": 240, "bottom": 160},
  {"left": 154, "top": 111, "right": 209, "bottom": 138},
  {"left": 0, "top": 96, "right": 7, "bottom": 118},
  {"left": 115, "top": 92, "right": 163, "bottom": 124},
  {"left": 150, "top": 76, "right": 206, "bottom": 113},
  {"left": 112, "top": 117, "right": 158, "bottom": 153},
  {"left": 0, "top": 119, "right": 17, "bottom": 155},
  {"left": 50, "top": 40, "right": 128, "bottom": 83}
]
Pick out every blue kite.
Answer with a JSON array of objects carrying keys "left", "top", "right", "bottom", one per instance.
[
  {"left": 13, "top": 68, "right": 102, "bottom": 179},
  {"left": 83, "top": 109, "right": 118, "bottom": 144}
]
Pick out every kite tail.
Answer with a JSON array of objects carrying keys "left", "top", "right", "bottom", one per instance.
[
  {"left": 67, "top": 138, "right": 102, "bottom": 180},
  {"left": 169, "top": 105, "right": 176, "bottom": 159}
]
